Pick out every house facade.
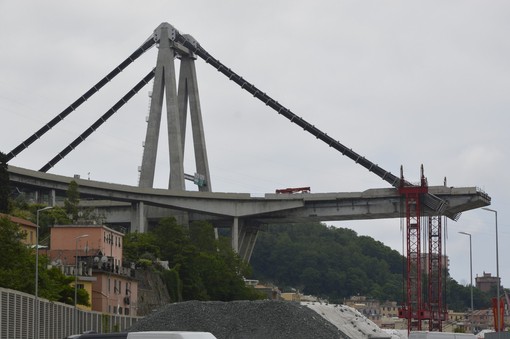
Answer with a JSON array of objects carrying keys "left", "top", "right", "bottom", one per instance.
[{"left": 48, "top": 224, "right": 138, "bottom": 315}]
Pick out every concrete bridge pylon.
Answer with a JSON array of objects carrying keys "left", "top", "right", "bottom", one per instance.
[
  {"left": 136, "top": 23, "right": 213, "bottom": 232},
  {"left": 139, "top": 23, "right": 211, "bottom": 192}
]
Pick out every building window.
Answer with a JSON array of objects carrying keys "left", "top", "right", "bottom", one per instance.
[{"left": 125, "top": 308, "right": 130, "bottom": 316}]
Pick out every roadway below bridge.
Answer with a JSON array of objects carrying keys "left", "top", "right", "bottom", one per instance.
[{"left": 8, "top": 165, "right": 491, "bottom": 261}]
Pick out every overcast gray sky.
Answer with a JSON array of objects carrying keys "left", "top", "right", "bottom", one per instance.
[{"left": 1, "top": 1, "right": 509, "bottom": 288}]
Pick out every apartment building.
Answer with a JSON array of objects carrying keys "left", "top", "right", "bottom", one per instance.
[{"left": 48, "top": 224, "right": 138, "bottom": 315}]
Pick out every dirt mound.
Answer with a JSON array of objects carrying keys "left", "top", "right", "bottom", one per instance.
[{"left": 129, "top": 300, "right": 348, "bottom": 339}]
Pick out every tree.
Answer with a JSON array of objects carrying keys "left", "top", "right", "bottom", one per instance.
[
  {"left": 0, "top": 215, "right": 34, "bottom": 292},
  {"left": 160, "top": 266, "right": 182, "bottom": 302},
  {"left": 37, "top": 254, "right": 90, "bottom": 306},
  {"left": 0, "top": 215, "right": 89, "bottom": 306},
  {"left": 64, "top": 180, "right": 80, "bottom": 221},
  {"left": 123, "top": 231, "right": 160, "bottom": 263},
  {"left": 0, "top": 152, "right": 9, "bottom": 213},
  {"left": 189, "top": 221, "right": 216, "bottom": 252},
  {"left": 130, "top": 217, "right": 263, "bottom": 301},
  {"left": 251, "top": 222, "right": 406, "bottom": 301},
  {"left": 24, "top": 204, "right": 71, "bottom": 239}
]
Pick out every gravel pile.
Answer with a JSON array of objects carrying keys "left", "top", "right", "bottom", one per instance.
[{"left": 128, "top": 300, "right": 349, "bottom": 339}]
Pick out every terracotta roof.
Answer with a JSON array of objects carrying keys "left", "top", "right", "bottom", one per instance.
[{"left": 0, "top": 213, "right": 37, "bottom": 227}]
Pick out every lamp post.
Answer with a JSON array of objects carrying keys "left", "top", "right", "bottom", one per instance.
[
  {"left": 482, "top": 207, "right": 500, "bottom": 333},
  {"left": 35, "top": 206, "right": 53, "bottom": 339},
  {"left": 74, "top": 234, "right": 89, "bottom": 333},
  {"left": 459, "top": 231, "right": 473, "bottom": 331}
]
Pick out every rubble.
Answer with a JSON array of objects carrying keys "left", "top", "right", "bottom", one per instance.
[{"left": 128, "top": 300, "right": 347, "bottom": 339}]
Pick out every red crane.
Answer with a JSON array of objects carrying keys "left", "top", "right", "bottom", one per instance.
[
  {"left": 275, "top": 187, "right": 311, "bottom": 194},
  {"left": 398, "top": 166, "right": 447, "bottom": 331}
]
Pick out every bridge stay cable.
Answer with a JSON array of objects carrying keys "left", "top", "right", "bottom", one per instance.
[
  {"left": 172, "top": 32, "right": 447, "bottom": 214},
  {"left": 171, "top": 28, "right": 451, "bottom": 331},
  {"left": 6, "top": 37, "right": 157, "bottom": 163},
  {"left": 39, "top": 69, "right": 156, "bottom": 172}
]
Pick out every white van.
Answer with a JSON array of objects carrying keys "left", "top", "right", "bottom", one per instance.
[
  {"left": 409, "top": 331, "right": 476, "bottom": 339},
  {"left": 77, "top": 331, "right": 217, "bottom": 339}
]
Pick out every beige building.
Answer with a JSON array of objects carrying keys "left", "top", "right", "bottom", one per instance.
[
  {"left": 343, "top": 295, "right": 382, "bottom": 324},
  {"left": 254, "top": 282, "right": 282, "bottom": 300},
  {"left": 1, "top": 213, "right": 37, "bottom": 246},
  {"left": 281, "top": 292, "right": 302, "bottom": 302},
  {"left": 48, "top": 224, "right": 138, "bottom": 315},
  {"left": 380, "top": 301, "right": 399, "bottom": 318}
]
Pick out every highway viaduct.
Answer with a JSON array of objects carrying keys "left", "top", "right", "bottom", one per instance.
[{"left": 8, "top": 165, "right": 490, "bottom": 261}]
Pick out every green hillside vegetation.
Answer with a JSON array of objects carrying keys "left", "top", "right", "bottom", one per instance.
[
  {"left": 250, "top": 222, "right": 403, "bottom": 303},
  {"left": 250, "top": 222, "right": 493, "bottom": 311},
  {"left": 123, "top": 217, "right": 264, "bottom": 302}
]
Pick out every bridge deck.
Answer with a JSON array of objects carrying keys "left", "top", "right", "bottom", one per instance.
[{"left": 8, "top": 165, "right": 490, "bottom": 223}]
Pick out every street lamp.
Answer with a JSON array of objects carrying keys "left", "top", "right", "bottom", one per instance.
[
  {"left": 459, "top": 231, "right": 473, "bottom": 331},
  {"left": 74, "top": 234, "right": 89, "bottom": 333},
  {"left": 482, "top": 207, "right": 500, "bottom": 333},
  {"left": 35, "top": 206, "right": 53, "bottom": 339}
]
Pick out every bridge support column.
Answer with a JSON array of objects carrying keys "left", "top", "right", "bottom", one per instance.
[
  {"left": 231, "top": 218, "right": 260, "bottom": 262},
  {"left": 130, "top": 202, "right": 147, "bottom": 233},
  {"left": 50, "top": 189, "right": 56, "bottom": 206},
  {"left": 238, "top": 223, "right": 260, "bottom": 262},
  {"left": 232, "top": 217, "right": 240, "bottom": 253}
]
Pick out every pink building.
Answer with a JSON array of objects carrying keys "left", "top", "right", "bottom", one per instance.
[{"left": 49, "top": 224, "right": 138, "bottom": 316}]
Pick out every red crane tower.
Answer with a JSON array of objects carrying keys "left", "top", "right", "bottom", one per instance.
[{"left": 398, "top": 166, "right": 447, "bottom": 331}]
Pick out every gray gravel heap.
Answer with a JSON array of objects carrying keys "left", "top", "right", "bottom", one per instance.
[{"left": 129, "top": 300, "right": 348, "bottom": 339}]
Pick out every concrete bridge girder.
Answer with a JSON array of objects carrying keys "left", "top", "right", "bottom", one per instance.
[
  {"left": 8, "top": 165, "right": 490, "bottom": 261},
  {"left": 148, "top": 197, "right": 305, "bottom": 218},
  {"left": 8, "top": 165, "right": 490, "bottom": 224}
]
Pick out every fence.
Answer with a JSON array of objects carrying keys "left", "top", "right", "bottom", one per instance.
[{"left": 0, "top": 287, "right": 141, "bottom": 339}]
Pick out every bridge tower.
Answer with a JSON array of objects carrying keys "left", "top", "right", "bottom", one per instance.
[{"left": 139, "top": 23, "right": 211, "bottom": 192}]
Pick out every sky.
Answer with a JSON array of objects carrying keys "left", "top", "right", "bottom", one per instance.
[{"left": 1, "top": 1, "right": 509, "bottom": 289}]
